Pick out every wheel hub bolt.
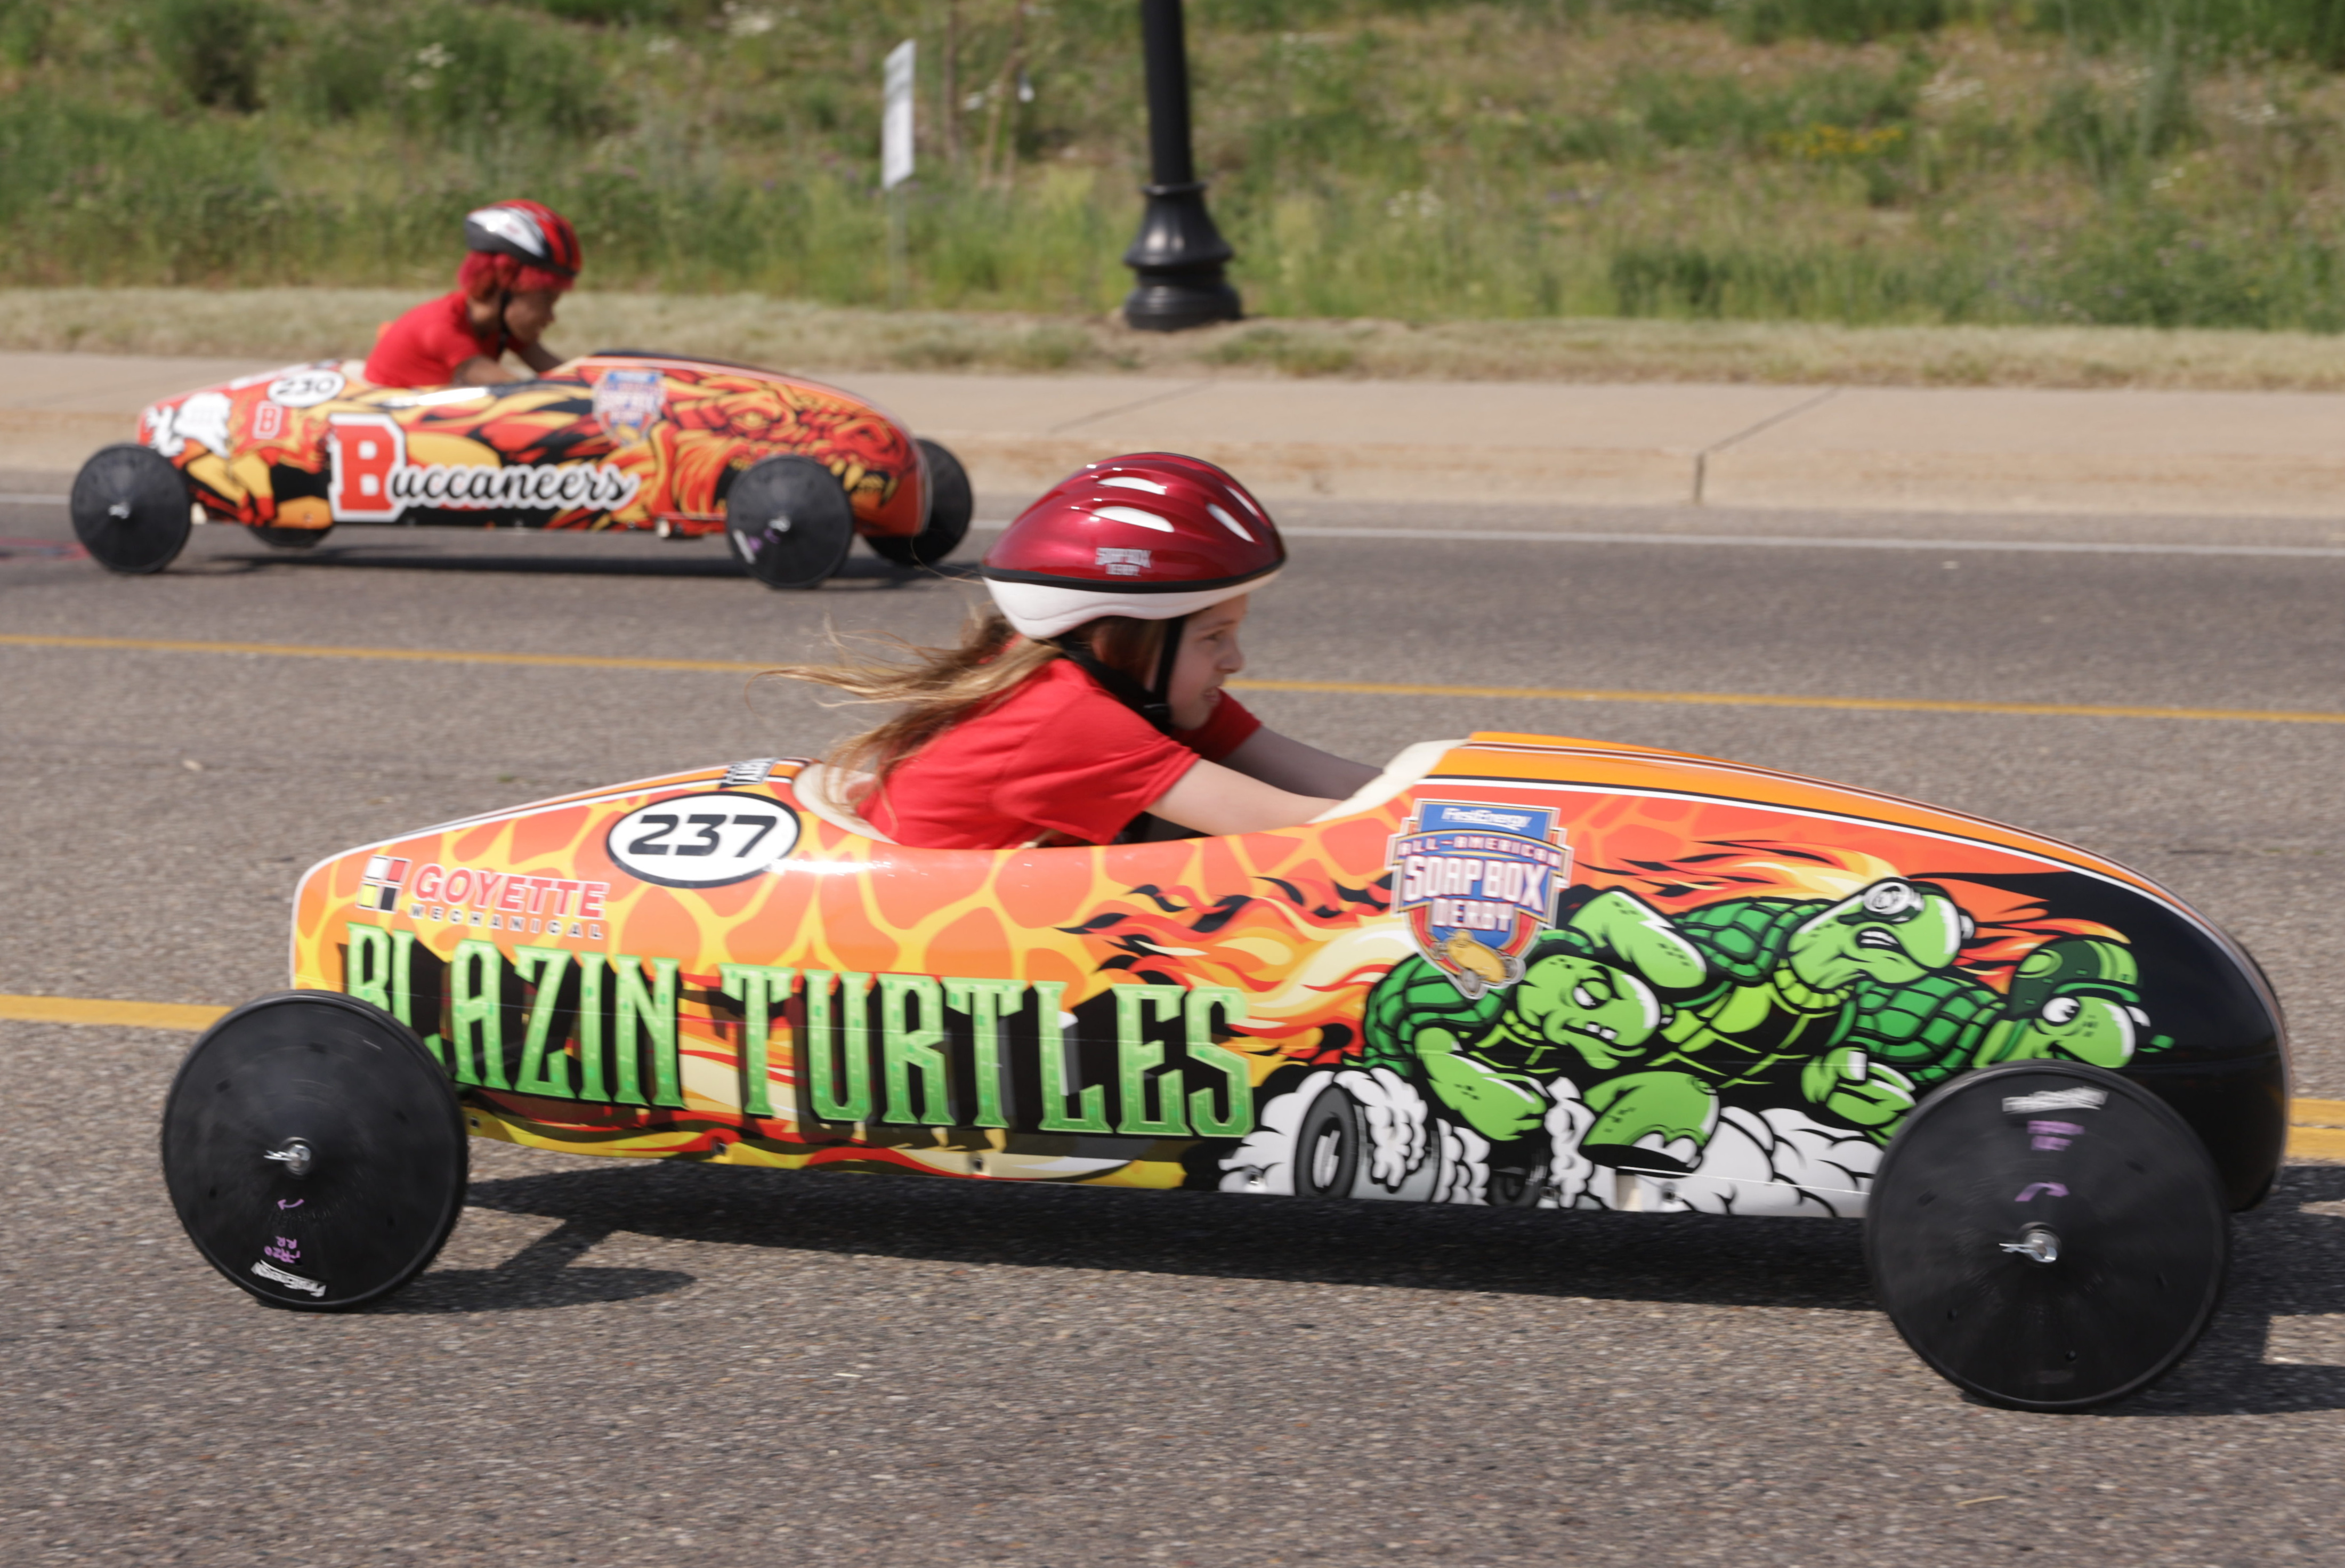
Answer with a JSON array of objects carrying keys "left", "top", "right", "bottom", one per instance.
[{"left": 2000, "top": 1223, "right": 2060, "bottom": 1264}]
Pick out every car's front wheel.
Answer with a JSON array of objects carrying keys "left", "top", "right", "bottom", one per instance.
[
  {"left": 726, "top": 455, "right": 856, "bottom": 589},
  {"left": 71, "top": 443, "right": 192, "bottom": 574},
  {"left": 1867, "top": 1061, "right": 2228, "bottom": 1411},
  {"left": 867, "top": 438, "right": 974, "bottom": 569},
  {"left": 159, "top": 991, "right": 468, "bottom": 1312}
]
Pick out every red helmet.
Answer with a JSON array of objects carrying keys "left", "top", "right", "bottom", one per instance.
[
  {"left": 981, "top": 452, "right": 1284, "bottom": 639},
  {"left": 463, "top": 200, "right": 582, "bottom": 281}
]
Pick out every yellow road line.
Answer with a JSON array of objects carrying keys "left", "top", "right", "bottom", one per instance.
[
  {"left": 2290, "top": 1126, "right": 2345, "bottom": 1162},
  {"left": 0, "top": 995, "right": 229, "bottom": 1030},
  {"left": 6, "top": 994, "right": 2344, "bottom": 1158},
  {"left": 0, "top": 632, "right": 761, "bottom": 676},
  {"left": 4, "top": 633, "right": 2342, "bottom": 726},
  {"left": 1233, "top": 677, "right": 2345, "bottom": 726}
]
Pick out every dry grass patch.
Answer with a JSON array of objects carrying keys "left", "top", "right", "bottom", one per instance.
[{"left": 10, "top": 289, "right": 2345, "bottom": 390}]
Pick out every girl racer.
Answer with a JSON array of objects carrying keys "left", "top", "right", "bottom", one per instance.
[
  {"left": 777, "top": 454, "right": 1378, "bottom": 849},
  {"left": 363, "top": 200, "right": 583, "bottom": 390}
]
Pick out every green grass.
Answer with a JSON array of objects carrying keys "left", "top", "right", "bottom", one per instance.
[{"left": 11, "top": 0, "right": 2345, "bottom": 333}]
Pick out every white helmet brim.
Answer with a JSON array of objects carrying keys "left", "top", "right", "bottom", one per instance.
[{"left": 989, "top": 570, "right": 1281, "bottom": 641}]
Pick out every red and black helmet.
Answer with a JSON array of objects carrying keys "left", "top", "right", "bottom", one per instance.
[
  {"left": 463, "top": 200, "right": 583, "bottom": 281},
  {"left": 981, "top": 452, "right": 1284, "bottom": 639}
]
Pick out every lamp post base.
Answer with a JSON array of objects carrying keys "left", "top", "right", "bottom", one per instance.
[
  {"left": 1122, "top": 279, "right": 1242, "bottom": 333},
  {"left": 1121, "top": 181, "right": 1242, "bottom": 333}
]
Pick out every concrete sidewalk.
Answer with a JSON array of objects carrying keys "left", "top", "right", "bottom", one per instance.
[{"left": 7, "top": 350, "right": 2345, "bottom": 521}]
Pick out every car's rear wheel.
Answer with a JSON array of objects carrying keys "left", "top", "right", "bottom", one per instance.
[
  {"left": 867, "top": 438, "right": 973, "bottom": 569},
  {"left": 71, "top": 443, "right": 192, "bottom": 575},
  {"left": 1867, "top": 1062, "right": 2227, "bottom": 1411},
  {"left": 253, "top": 525, "right": 333, "bottom": 549},
  {"left": 160, "top": 991, "right": 468, "bottom": 1312},
  {"left": 1293, "top": 1084, "right": 1362, "bottom": 1199},
  {"left": 1485, "top": 1135, "right": 1551, "bottom": 1207},
  {"left": 726, "top": 455, "right": 855, "bottom": 589}
]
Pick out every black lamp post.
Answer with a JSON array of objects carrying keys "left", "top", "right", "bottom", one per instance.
[{"left": 1122, "top": 0, "right": 1240, "bottom": 330}]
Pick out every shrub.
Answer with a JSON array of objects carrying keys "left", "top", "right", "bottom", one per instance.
[
  {"left": 401, "top": 2, "right": 617, "bottom": 143},
  {"left": 1613, "top": 0, "right": 1946, "bottom": 41},
  {"left": 0, "top": 0, "right": 53, "bottom": 66},
  {"left": 147, "top": 0, "right": 280, "bottom": 112},
  {"left": 1725, "top": 0, "right": 1945, "bottom": 45}
]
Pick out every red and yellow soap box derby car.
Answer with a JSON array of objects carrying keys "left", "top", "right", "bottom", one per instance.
[
  {"left": 162, "top": 730, "right": 2289, "bottom": 1411},
  {"left": 69, "top": 354, "right": 973, "bottom": 588}
]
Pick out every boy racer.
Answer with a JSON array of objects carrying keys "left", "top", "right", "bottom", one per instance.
[{"left": 363, "top": 200, "right": 583, "bottom": 389}]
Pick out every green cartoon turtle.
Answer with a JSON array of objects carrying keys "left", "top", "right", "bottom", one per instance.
[
  {"left": 1572, "top": 878, "right": 1971, "bottom": 1167},
  {"left": 1362, "top": 890, "right": 1705, "bottom": 1193},
  {"left": 1850, "top": 934, "right": 2163, "bottom": 1086}
]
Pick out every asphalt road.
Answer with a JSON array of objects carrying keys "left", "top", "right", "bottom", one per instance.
[{"left": 6, "top": 491, "right": 2344, "bottom": 1567}]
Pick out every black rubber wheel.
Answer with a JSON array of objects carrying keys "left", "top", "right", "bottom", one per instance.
[
  {"left": 1293, "top": 1084, "right": 1362, "bottom": 1198},
  {"left": 726, "top": 455, "right": 855, "bottom": 589},
  {"left": 1485, "top": 1135, "right": 1551, "bottom": 1208},
  {"left": 1867, "top": 1062, "right": 2227, "bottom": 1411},
  {"left": 160, "top": 991, "right": 468, "bottom": 1311},
  {"left": 867, "top": 438, "right": 974, "bottom": 568},
  {"left": 71, "top": 443, "right": 192, "bottom": 575},
  {"left": 253, "top": 524, "right": 332, "bottom": 549}
]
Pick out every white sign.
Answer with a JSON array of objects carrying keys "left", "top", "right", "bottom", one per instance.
[{"left": 882, "top": 38, "right": 916, "bottom": 190}]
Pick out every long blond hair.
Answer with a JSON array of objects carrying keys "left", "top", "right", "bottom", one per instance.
[{"left": 766, "top": 604, "right": 1168, "bottom": 786}]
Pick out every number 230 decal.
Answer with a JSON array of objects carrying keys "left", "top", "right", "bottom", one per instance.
[{"left": 605, "top": 793, "right": 802, "bottom": 888}]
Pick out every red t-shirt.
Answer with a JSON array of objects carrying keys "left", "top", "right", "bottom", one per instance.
[
  {"left": 362, "top": 291, "right": 503, "bottom": 389},
  {"left": 865, "top": 658, "right": 1263, "bottom": 850}
]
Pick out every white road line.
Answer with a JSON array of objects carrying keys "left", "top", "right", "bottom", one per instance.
[
  {"left": 972, "top": 520, "right": 2345, "bottom": 559},
  {"left": 12, "top": 499, "right": 2335, "bottom": 559}
]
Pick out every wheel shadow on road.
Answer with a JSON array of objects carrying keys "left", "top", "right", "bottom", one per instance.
[
  {"left": 455, "top": 1157, "right": 1881, "bottom": 1313},
  {"left": 378, "top": 1216, "right": 694, "bottom": 1314},
  {"left": 178, "top": 536, "right": 981, "bottom": 591},
  {"left": 2099, "top": 1164, "right": 2345, "bottom": 1417}
]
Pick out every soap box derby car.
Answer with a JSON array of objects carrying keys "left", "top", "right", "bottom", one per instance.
[
  {"left": 161, "top": 730, "right": 2289, "bottom": 1411},
  {"left": 68, "top": 354, "right": 973, "bottom": 588}
]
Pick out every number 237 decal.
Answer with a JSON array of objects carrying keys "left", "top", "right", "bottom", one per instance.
[{"left": 605, "top": 793, "right": 803, "bottom": 888}]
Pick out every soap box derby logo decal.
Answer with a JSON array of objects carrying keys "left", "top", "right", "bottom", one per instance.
[
  {"left": 591, "top": 367, "right": 666, "bottom": 445},
  {"left": 327, "top": 412, "right": 641, "bottom": 522},
  {"left": 1389, "top": 799, "right": 1571, "bottom": 997}
]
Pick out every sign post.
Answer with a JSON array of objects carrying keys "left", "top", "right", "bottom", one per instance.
[{"left": 882, "top": 39, "right": 916, "bottom": 304}]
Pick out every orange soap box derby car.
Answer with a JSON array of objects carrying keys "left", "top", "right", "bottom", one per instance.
[
  {"left": 69, "top": 354, "right": 973, "bottom": 588},
  {"left": 160, "top": 731, "right": 2290, "bottom": 1412}
]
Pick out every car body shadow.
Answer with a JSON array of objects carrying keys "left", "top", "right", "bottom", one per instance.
[
  {"left": 2101, "top": 1164, "right": 2345, "bottom": 1417},
  {"left": 439, "top": 1160, "right": 2345, "bottom": 1414},
  {"left": 377, "top": 1216, "right": 693, "bottom": 1313},
  {"left": 457, "top": 1157, "right": 1881, "bottom": 1313},
  {"left": 188, "top": 535, "right": 980, "bottom": 588}
]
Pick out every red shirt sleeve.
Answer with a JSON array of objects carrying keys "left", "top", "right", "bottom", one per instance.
[
  {"left": 866, "top": 659, "right": 1218, "bottom": 848},
  {"left": 1169, "top": 691, "right": 1260, "bottom": 763},
  {"left": 362, "top": 292, "right": 500, "bottom": 389},
  {"left": 990, "top": 677, "right": 1201, "bottom": 843}
]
